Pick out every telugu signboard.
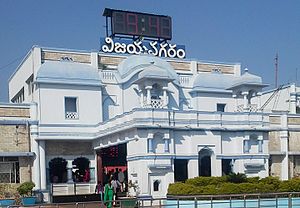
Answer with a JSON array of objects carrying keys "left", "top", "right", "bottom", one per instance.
[{"left": 101, "top": 37, "right": 186, "bottom": 59}]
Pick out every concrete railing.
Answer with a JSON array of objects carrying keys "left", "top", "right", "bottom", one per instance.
[{"left": 38, "top": 109, "right": 270, "bottom": 140}]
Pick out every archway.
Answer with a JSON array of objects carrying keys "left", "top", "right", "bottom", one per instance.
[
  {"left": 198, "top": 148, "right": 212, "bottom": 176},
  {"left": 72, "top": 157, "right": 90, "bottom": 182},
  {"left": 49, "top": 157, "right": 68, "bottom": 183}
]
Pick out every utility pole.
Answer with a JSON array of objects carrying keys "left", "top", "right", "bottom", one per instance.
[{"left": 275, "top": 53, "right": 278, "bottom": 88}]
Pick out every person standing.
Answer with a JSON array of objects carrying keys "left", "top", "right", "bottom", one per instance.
[
  {"left": 95, "top": 181, "right": 103, "bottom": 202},
  {"left": 104, "top": 179, "right": 114, "bottom": 208},
  {"left": 118, "top": 169, "right": 125, "bottom": 192},
  {"left": 111, "top": 177, "right": 122, "bottom": 205}
]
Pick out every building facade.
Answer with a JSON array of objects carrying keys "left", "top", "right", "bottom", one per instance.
[
  {"left": 0, "top": 103, "right": 35, "bottom": 184},
  {"left": 7, "top": 46, "right": 300, "bottom": 198}
]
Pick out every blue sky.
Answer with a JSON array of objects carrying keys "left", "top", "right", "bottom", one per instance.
[{"left": 0, "top": 0, "right": 300, "bottom": 102}]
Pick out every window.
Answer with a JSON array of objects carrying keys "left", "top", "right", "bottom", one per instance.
[
  {"left": 217, "top": 104, "right": 226, "bottom": 112},
  {"left": 65, "top": 97, "right": 78, "bottom": 119},
  {"left": 153, "top": 180, "right": 160, "bottom": 192},
  {"left": 11, "top": 88, "right": 24, "bottom": 103},
  {"left": 0, "top": 157, "right": 20, "bottom": 183},
  {"left": 26, "top": 75, "right": 34, "bottom": 95}
]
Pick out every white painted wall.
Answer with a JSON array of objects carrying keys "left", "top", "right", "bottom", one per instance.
[{"left": 38, "top": 84, "right": 102, "bottom": 124}]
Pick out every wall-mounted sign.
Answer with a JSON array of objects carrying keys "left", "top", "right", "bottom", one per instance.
[{"left": 101, "top": 37, "right": 186, "bottom": 59}]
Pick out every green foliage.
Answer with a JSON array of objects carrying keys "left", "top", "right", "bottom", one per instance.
[
  {"left": 185, "top": 176, "right": 227, "bottom": 186},
  {"left": 226, "top": 172, "right": 247, "bottom": 183},
  {"left": 168, "top": 175, "right": 300, "bottom": 196},
  {"left": 246, "top": 177, "right": 260, "bottom": 184},
  {"left": 17, "top": 182, "right": 35, "bottom": 197}
]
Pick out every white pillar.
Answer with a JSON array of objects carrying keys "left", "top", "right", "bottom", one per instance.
[
  {"left": 145, "top": 86, "right": 152, "bottom": 106},
  {"left": 67, "top": 160, "right": 73, "bottom": 183},
  {"left": 91, "top": 52, "right": 98, "bottom": 69},
  {"left": 148, "top": 138, "right": 153, "bottom": 153},
  {"left": 280, "top": 113, "right": 289, "bottom": 180},
  {"left": 31, "top": 133, "right": 40, "bottom": 189},
  {"left": 30, "top": 103, "right": 40, "bottom": 189},
  {"left": 140, "top": 90, "right": 145, "bottom": 107},
  {"left": 39, "top": 140, "right": 46, "bottom": 190},
  {"left": 290, "top": 83, "right": 297, "bottom": 114},
  {"left": 244, "top": 140, "right": 249, "bottom": 153},
  {"left": 187, "top": 160, "right": 198, "bottom": 178},
  {"left": 258, "top": 140, "right": 263, "bottom": 153},
  {"left": 164, "top": 139, "right": 169, "bottom": 153},
  {"left": 163, "top": 87, "right": 168, "bottom": 107},
  {"left": 242, "top": 91, "right": 249, "bottom": 111}
]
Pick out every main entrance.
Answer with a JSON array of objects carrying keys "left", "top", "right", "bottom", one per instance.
[{"left": 97, "top": 143, "right": 127, "bottom": 187}]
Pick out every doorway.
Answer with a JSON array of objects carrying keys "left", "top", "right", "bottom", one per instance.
[
  {"left": 174, "top": 159, "right": 188, "bottom": 182},
  {"left": 97, "top": 143, "right": 127, "bottom": 187},
  {"left": 198, "top": 148, "right": 212, "bottom": 176}
]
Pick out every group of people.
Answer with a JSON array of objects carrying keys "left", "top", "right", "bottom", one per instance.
[{"left": 95, "top": 168, "right": 127, "bottom": 208}]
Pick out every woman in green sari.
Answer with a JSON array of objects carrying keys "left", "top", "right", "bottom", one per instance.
[{"left": 104, "top": 179, "right": 114, "bottom": 208}]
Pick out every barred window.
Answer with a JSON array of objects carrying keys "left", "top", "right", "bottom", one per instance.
[
  {"left": 0, "top": 157, "right": 20, "bottom": 183},
  {"left": 65, "top": 97, "right": 79, "bottom": 119}
]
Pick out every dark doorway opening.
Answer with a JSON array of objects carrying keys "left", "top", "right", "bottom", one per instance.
[
  {"left": 222, "top": 159, "right": 232, "bottom": 176},
  {"left": 97, "top": 143, "right": 127, "bottom": 188},
  {"left": 174, "top": 159, "right": 188, "bottom": 182},
  {"left": 72, "top": 157, "right": 90, "bottom": 182},
  {"left": 49, "top": 157, "right": 67, "bottom": 183},
  {"left": 198, "top": 149, "right": 212, "bottom": 177}
]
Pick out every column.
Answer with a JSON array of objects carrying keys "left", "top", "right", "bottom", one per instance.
[
  {"left": 164, "top": 139, "right": 169, "bottom": 153},
  {"left": 31, "top": 131, "right": 40, "bottom": 189},
  {"left": 188, "top": 160, "right": 198, "bottom": 178},
  {"left": 30, "top": 103, "right": 40, "bottom": 189},
  {"left": 145, "top": 86, "right": 152, "bottom": 106},
  {"left": 163, "top": 87, "right": 168, "bottom": 108},
  {"left": 244, "top": 140, "right": 249, "bottom": 153},
  {"left": 232, "top": 94, "right": 238, "bottom": 111},
  {"left": 39, "top": 140, "right": 46, "bottom": 190},
  {"left": 242, "top": 91, "right": 249, "bottom": 111},
  {"left": 148, "top": 138, "right": 153, "bottom": 153},
  {"left": 67, "top": 160, "right": 73, "bottom": 183},
  {"left": 140, "top": 90, "right": 145, "bottom": 107},
  {"left": 258, "top": 140, "right": 263, "bottom": 153},
  {"left": 257, "top": 92, "right": 262, "bottom": 111},
  {"left": 290, "top": 84, "right": 297, "bottom": 114},
  {"left": 281, "top": 113, "right": 289, "bottom": 180}
]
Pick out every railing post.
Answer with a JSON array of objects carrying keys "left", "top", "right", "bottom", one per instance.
[
  {"left": 194, "top": 197, "right": 197, "bottom": 208},
  {"left": 230, "top": 196, "right": 232, "bottom": 208},
  {"left": 159, "top": 199, "right": 162, "bottom": 208},
  {"left": 288, "top": 193, "right": 292, "bottom": 208},
  {"left": 243, "top": 195, "right": 246, "bottom": 208},
  {"left": 177, "top": 198, "right": 180, "bottom": 208},
  {"left": 258, "top": 195, "right": 260, "bottom": 208},
  {"left": 211, "top": 196, "right": 213, "bottom": 208},
  {"left": 276, "top": 194, "right": 278, "bottom": 208}
]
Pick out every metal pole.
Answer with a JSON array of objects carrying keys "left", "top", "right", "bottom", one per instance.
[
  {"left": 243, "top": 195, "right": 246, "bottom": 208},
  {"left": 288, "top": 193, "right": 292, "bottom": 208},
  {"left": 211, "top": 197, "right": 213, "bottom": 208},
  {"left": 258, "top": 195, "right": 260, "bottom": 208},
  {"left": 177, "top": 198, "right": 179, "bottom": 208},
  {"left": 159, "top": 199, "right": 162, "bottom": 208},
  {"left": 230, "top": 196, "right": 232, "bottom": 208},
  {"left": 194, "top": 197, "right": 197, "bottom": 208},
  {"left": 276, "top": 195, "right": 278, "bottom": 208}
]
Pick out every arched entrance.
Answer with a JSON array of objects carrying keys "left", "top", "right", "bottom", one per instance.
[
  {"left": 72, "top": 157, "right": 90, "bottom": 182},
  {"left": 198, "top": 148, "right": 212, "bottom": 176},
  {"left": 49, "top": 157, "right": 68, "bottom": 183}
]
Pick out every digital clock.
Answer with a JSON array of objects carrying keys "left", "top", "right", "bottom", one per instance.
[{"left": 103, "top": 8, "right": 172, "bottom": 40}]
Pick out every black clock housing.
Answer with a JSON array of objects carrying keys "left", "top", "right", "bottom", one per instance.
[{"left": 103, "top": 8, "right": 172, "bottom": 40}]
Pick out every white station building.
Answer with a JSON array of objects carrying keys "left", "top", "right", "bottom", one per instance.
[{"left": 7, "top": 45, "right": 300, "bottom": 199}]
